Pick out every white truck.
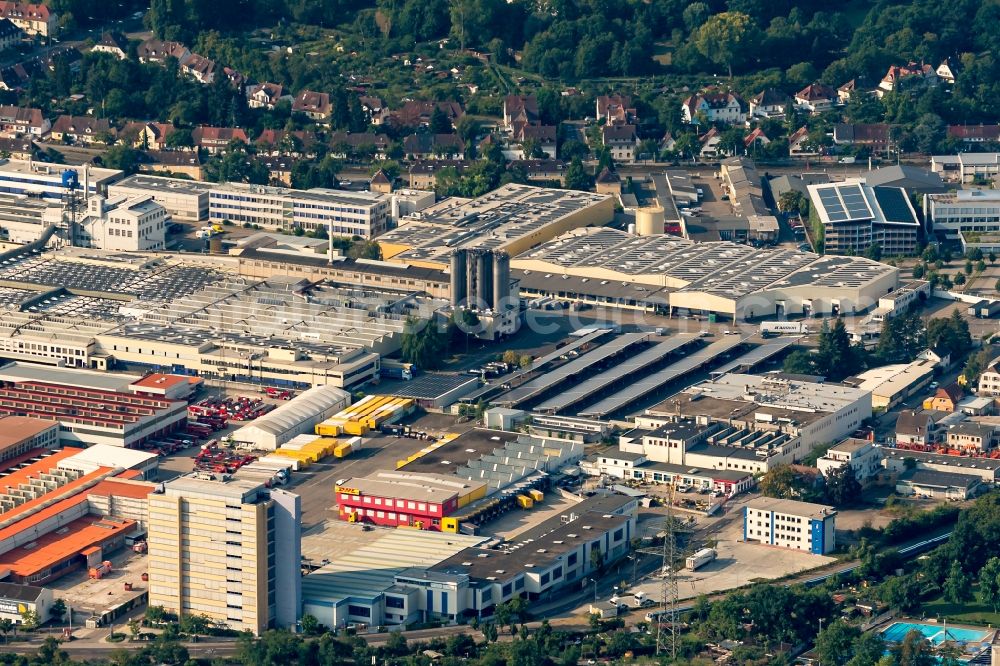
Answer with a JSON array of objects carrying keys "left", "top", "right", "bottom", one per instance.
[
  {"left": 686, "top": 547, "right": 717, "bottom": 571},
  {"left": 759, "top": 321, "right": 808, "bottom": 337}
]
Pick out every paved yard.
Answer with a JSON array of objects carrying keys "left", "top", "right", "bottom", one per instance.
[{"left": 48, "top": 549, "right": 149, "bottom": 625}]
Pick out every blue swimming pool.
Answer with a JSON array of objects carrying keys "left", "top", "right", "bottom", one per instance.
[{"left": 882, "top": 622, "right": 990, "bottom": 646}]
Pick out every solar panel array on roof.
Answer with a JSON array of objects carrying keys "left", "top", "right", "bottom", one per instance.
[
  {"left": 534, "top": 334, "right": 698, "bottom": 413},
  {"left": 579, "top": 336, "right": 747, "bottom": 417},
  {"left": 872, "top": 187, "right": 916, "bottom": 224},
  {"left": 816, "top": 183, "right": 873, "bottom": 223}
]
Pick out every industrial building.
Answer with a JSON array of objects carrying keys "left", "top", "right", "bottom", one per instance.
[
  {"left": 641, "top": 373, "right": 872, "bottom": 448},
  {"left": 806, "top": 179, "right": 920, "bottom": 256},
  {"left": 0, "top": 416, "right": 58, "bottom": 464},
  {"left": 924, "top": 189, "right": 1000, "bottom": 241},
  {"left": 0, "top": 446, "right": 155, "bottom": 584},
  {"left": 447, "top": 248, "right": 520, "bottom": 339},
  {"left": 880, "top": 447, "right": 1000, "bottom": 484},
  {"left": 0, "top": 583, "right": 52, "bottom": 626},
  {"left": 147, "top": 475, "right": 302, "bottom": 635},
  {"left": 231, "top": 385, "right": 351, "bottom": 450},
  {"left": 743, "top": 497, "right": 837, "bottom": 554},
  {"left": 378, "top": 184, "right": 614, "bottom": 270},
  {"left": 930, "top": 153, "right": 1000, "bottom": 183},
  {"left": 0, "top": 193, "right": 64, "bottom": 245},
  {"left": 107, "top": 174, "right": 217, "bottom": 223},
  {"left": 513, "top": 227, "right": 898, "bottom": 320},
  {"left": 209, "top": 183, "right": 391, "bottom": 238},
  {"left": 844, "top": 359, "right": 936, "bottom": 409},
  {"left": 896, "top": 468, "right": 983, "bottom": 500},
  {"left": 73, "top": 194, "right": 169, "bottom": 251},
  {"left": 334, "top": 471, "right": 488, "bottom": 530},
  {"left": 0, "top": 159, "right": 122, "bottom": 199},
  {"left": 582, "top": 447, "right": 756, "bottom": 496}
]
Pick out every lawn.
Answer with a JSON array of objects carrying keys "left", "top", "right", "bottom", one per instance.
[{"left": 921, "top": 589, "right": 1000, "bottom": 627}]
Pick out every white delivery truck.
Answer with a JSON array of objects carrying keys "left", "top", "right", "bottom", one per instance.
[
  {"left": 759, "top": 321, "right": 808, "bottom": 337},
  {"left": 686, "top": 548, "right": 717, "bottom": 571}
]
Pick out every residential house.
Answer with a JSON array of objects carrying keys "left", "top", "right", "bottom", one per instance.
[
  {"left": 512, "top": 159, "right": 566, "bottom": 185},
  {"left": 390, "top": 100, "right": 463, "bottom": 129},
  {"left": 292, "top": 90, "right": 332, "bottom": 123},
  {"left": 877, "top": 62, "right": 935, "bottom": 97},
  {"left": 407, "top": 160, "right": 464, "bottom": 189},
  {"left": 602, "top": 124, "right": 637, "bottom": 163},
  {"left": 256, "top": 129, "right": 319, "bottom": 158},
  {"left": 43, "top": 46, "right": 80, "bottom": 72},
  {"left": 403, "top": 133, "right": 464, "bottom": 159},
  {"left": 369, "top": 169, "right": 392, "bottom": 194},
  {"left": 659, "top": 132, "right": 676, "bottom": 153},
  {"left": 192, "top": 126, "right": 249, "bottom": 154},
  {"left": 923, "top": 383, "right": 963, "bottom": 412},
  {"left": 181, "top": 53, "right": 216, "bottom": 84},
  {"left": 0, "top": 2, "right": 55, "bottom": 37},
  {"left": 794, "top": 83, "right": 837, "bottom": 113},
  {"left": 0, "top": 135, "right": 34, "bottom": 159},
  {"left": 895, "top": 409, "right": 937, "bottom": 447},
  {"left": 788, "top": 126, "right": 818, "bottom": 156},
  {"left": 141, "top": 150, "right": 203, "bottom": 180},
  {"left": 594, "top": 167, "right": 621, "bottom": 196},
  {"left": 916, "top": 346, "right": 952, "bottom": 370},
  {"left": 328, "top": 132, "right": 390, "bottom": 160},
  {"left": 120, "top": 121, "right": 176, "bottom": 151},
  {"left": 0, "top": 105, "right": 47, "bottom": 136},
  {"left": 251, "top": 155, "right": 297, "bottom": 187},
  {"left": 247, "top": 82, "right": 289, "bottom": 110},
  {"left": 978, "top": 356, "right": 1000, "bottom": 397},
  {"left": 936, "top": 58, "right": 959, "bottom": 84},
  {"left": 506, "top": 124, "right": 557, "bottom": 160},
  {"left": 748, "top": 88, "right": 790, "bottom": 118},
  {"left": 596, "top": 95, "right": 636, "bottom": 125},
  {"left": 744, "top": 128, "right": 770, "bottom": 150},
  {"left": 0, "top": 17, "right": 21, "bottom": 49},
  {"left": 699, "top": 127, "right": 724, "bottom": 157},
  {"left": 137, "top": 38, "right": 191, "bottom": 65},
  {"left": 832, "top": 123, "right": 891, "bottom": 152},
  {"left": 359, "top": 96, "right": 385, "bottom": 125},
  {"left": 837, "top": 80, "right": 858, "bottom": 104},
  {"left": 816, "top": 438, "right": 882, "bottom": 485},
  {"left": 947, "top": 125, "right": 1000, "bottom": 144},
  {"left": 946, "top": 423, "right": 997, "bottom": 452},
  {"left": 92, "top": 31, "right": 128, "bottom": 59},
  {"left": 681, "top": 92, "right": 746, "bottom": 125},
  {"left": 0, "top": 63, "right": 29, "bottom": 91},
  {"left": 503, "top": 94, "right": 539, "bottom": 131},
  {"left": 50, "top": 115, "right": 113, "bottom": 145}
]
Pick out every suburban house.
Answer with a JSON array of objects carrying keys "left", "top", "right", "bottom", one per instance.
[
  {"left": 895, "top": 410, "right": 937, "bottom": 447},
  {"left": 407, "top": 159, "right": 464, "bottom": 189},
  {"left": 503, "top": 94, "right": 539, "bottom": 131},
  {"left": 222, "top": 67, "right": 244, "bottom": 88},
  {"left": 596, "top": 94, "right": 637, "bottom": 125},
  {"left": 192, "top": 126, "right": 249, "bottom": 154},
  {"left": 978, "top": 357, "right": 1000, "bottom": 397},
  {"left": 92, "top": 31, "right": 129, "bottom": 59},
  {"left": 681, "top": 92, "right": 746, "bottom": 125},
  {"left": 141, "top": 150, "right": 203, "bottom": 180},
  {"left": 137, "top": 38, "right": 191, "bottom": 65},
  {"left": 0, "top": 1, "right": 55, "bottom": 37},
  {"left": 748, "top": 88, "right": 790, "bottom": 118},
  {"left": 251, "top": 155, "right": 297, "bottom": 187},
  {"left": 877, "top": 62, "right": 935, "bottom": 96},
  {"left": 832, "top": 123, "right": 891, "bottom": 151},
  {"left": 515, "top": 159, "right": 566, "bottom": 184},
  {"left": 917, "top": 346, "right": 952, "bottom": 370},
  {"left": 659, "top": 131, "right": 676, "bottom": 153},
  {"left": 359, "top": 96, "right": 385, "bottom": 125},
  {"left": 0, "top": 135, "right": 35, "bottom": 159},
  {"left": 837, "top": 80, "right": 859, "bottom": 104},
  {"left": 292, "top": 90, "right": 332, "bottom": 123},
  {"left": 788, "top": 126, "right": 819, "bottom": 156},
  {"left": 328, "top": 132, "right": 390, "bottom": 160},
  {"left": 816, "top": 438, "right": 882, "bottom": 484},
  {"left": 946, "top": 423, "right": 998, "bottom": 453},
  {"left": 389, "top": 100, "right": 463, "bottom": 129},
  {"left": 947, "top": 125, "right": 1000, "bottom": 144},
  {"left": 506, "top": 124, "right": 557, "bottom": 160},
  {"left": 120, "top": 121, "right": 176, "bottom": 151},
  {"left": 595, "top": 167, "right": 621, "bottom": 196},
  {"left": 247, "top": 82, "right": 290, "bottom": 110},
  {"left": 699, "top": 127, "right": 724, "bottom": 157},
  {"left": 181, "top": 53, "right": 216, "bottom": 84},
  {"left": 50, "top": 115, "right": 114, "bottom": 144},
  {"left": 744, "top": 128, "right": 770, "bottom": 150},
  {"left": 923, "top": 383, "right": 963, "bottom": 413},
  {"left": 794, "top": 83, "right": 837, "bottom": 113},
  {"left": 0, "top": 105, "right": 48, "bottom": 136},
  {"left": 403, "top": 133, "right": 464, "bottom": 159},
  {"left": 0, "top": 17, "right": 22, "bottom": 49},
  {"left": 0, "top": 63, "right": 30, "bottom": 91},
  {"left": 256, "top": 129, "right": 320, "bottom": 157},
  {"left": 936, "top": 58, "right": 959, "bottom": 84},
  {"left": 602, "top": 124, "right": 638, "bottom": 163}
]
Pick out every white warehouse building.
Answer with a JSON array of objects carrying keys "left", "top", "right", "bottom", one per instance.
[{"left": 231, "top": 385, "right": 351, "bottom": 450}]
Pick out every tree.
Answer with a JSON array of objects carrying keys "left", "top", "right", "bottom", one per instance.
[
  {"left": 400, "top": 315, "right": 447, "bottom": 370},
  {"left": 0, "top": 618, "right": 12, "bottom": 644},
  {"left": 348, "top": 240, "right": 382, "bottom": 260},
  {"left": 824, "top": 464, "right": 862, "bottom": 507},
  {"left": 19, "top": 609, "right": 39, "bottom": 631},
  {"left": 878, "top": 575, "right": 922, "bottom": 612},
  {"left": 759, "top": 464, "right": 809, "bottom": 499},
  {"left": 385, "top": 630, "right": 408, "bottom": 656},
  {"left": 815, "top": 620, "right": 860, "bottom": 666},
  {"left": 953, "top": 272, "right": 966, "bottom": 285},
  {"left": 49, "top": 598, "right": 67, "bottom": 623},
  {"left": 893, "top": 629, "right": 935, "bottom": 666},
  {"left": 782, "top": 349, "right": 815, "bottom": 374},
  {"left": 300, "top": 613, "right": 320, "bottom": 635},
  {"left": 502, "top": 350, "right": 519, "bottom": 365},
  {"left": 145, "top": 605, "right": 167, "bottom": 623},
  {"left": 815, "top": 318, "right": 861, "bottom": 381},
  {"left": 978, "top": 557, "right": 1000, "bottom": 612},
  {"left": 778, "top": 190, "right": 806, "bottom": 216},
  {"left": 430, "top": 106, "right": 452, "bottom": 134},
  {"left": 590, "top": 546, "right": 605, "bottom": 573},
  {"left": 166, "top": 128, "right": 194, "bottom": 149},
  {"left": 847, "top": 632, "right": 887, "bottom": 666},
  {"left": 694, "top": 12, "right": 758, "bottom": 78},
  {"left": 944, "top": 560, "right": 973, "bottom": 603},
  {"left": 100, "top": 145, "right": 144, "bottom": 175},
  {"left": 864, "top": 242, "right": 882, "bottom": 261},
  {"left": 563, "top": 157, "right": 591, "bottom": 191},
  {"left": 128, "top": 618, "right": 141, "bottom": 640}
]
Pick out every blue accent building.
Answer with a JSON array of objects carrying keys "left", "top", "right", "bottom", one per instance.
[{"left": 743, "top": 498, "right": 836, "bottom": 555}]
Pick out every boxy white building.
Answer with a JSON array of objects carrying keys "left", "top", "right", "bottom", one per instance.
[
  {"left": 231, "top": 385, "right": 350, "bottom": 450},
  {"left": 744, "top": 497, "right": 836, "bottom": 554}
]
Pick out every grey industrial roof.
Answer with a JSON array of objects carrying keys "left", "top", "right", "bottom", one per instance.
[
  {"left": 637, "top": 460, "right": 752, "bottom": 481},
  {"left": 863, "top": 165, "right": 945, "bottom": 191},
  {"left": 899, "top": 468, "right": 979, "bottom": 490},
  {"left": 111, "top": 174, "right": 219, "bottom": 194},
  {"left": 709, "top": 338, "right": 799, "bottom": 376},
  {"left": 0, "top": 361, "right": 140, "bottom": 392},
  {"left": 398, "top": 428, "right": 522, "bottom": 474},
  {"left": 0, "top": 582, "right": 46, "bottom": 602},
  {"left": 389, "top": 374, "right": 480, "bottom": 400}
]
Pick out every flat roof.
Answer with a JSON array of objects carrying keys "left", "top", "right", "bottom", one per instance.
[
  {"left": 746, "top": 497, "right": 835, "bottom": 519},
  {"left": 637, "top": 460, "right": 751, "bottom": 482},
  {"left": 57, "top": 444, "right": 159, "bottom": 473},
  {"left": 338, "top": 471, "right": 487, "bottom": 503},
  {"left": 830, "top": 437, "right": 872, "bottom": 453},
  {"left": 389, "top": 374, "right": 480, "bottom": 400},
  {"left": 130, "top": 373, "right": 190, "bottom": 390},
  {"left": 0, "top": 362, "right": 141, "bottom": 393},
  {"left": 163, "top": 475, "right": 266, "bottom": 501},
  {"left": 110, "top": 174, "right": 218, "bottom": 194},
  {"left": 0, "top": 416, "right": 57, "bottom": 450},
  {"left": 398, "top": 429, "right": 522, "bottom": 475}
]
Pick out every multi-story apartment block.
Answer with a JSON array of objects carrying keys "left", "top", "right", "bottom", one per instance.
[
  {"left": 744, "top": 497, "right": 836, "bottom": 554},
  {"left": 816, "top": 438, "right": 883, "bottom": 484},
  {"left": 147, "top": 476, "right": 301, "bottom": 635},
  {"left": 209, "top": 183, "right": 391, "bottom": 238}
]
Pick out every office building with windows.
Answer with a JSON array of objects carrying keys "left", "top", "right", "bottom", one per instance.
[
  {"left": 923, "top": 189, "right": 1000, "bottom": 241},
  {"left": 208, "top": 183, "right": 391, "bottom": 238},
  {"left": 807, "top": 179, "right": 920, "bottom": 256},
  {"left": 744, "top": 497, "right": 836, "bottom": 554},
  {"left": 147, "top": 476, "right": 301, "bottom": 635}
]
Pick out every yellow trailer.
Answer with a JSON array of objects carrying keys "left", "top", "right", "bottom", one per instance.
[
  {"left": 516, "top": 495, "right": 533, "bottom": 509},
  {"left": 441, "top": 517, "right": 459, "bottom": 533},
  {"left": 334, "top": 443, "right": 353, "bottom": 458},
  {"left": 528, "top": 489, "right": 544, "bottom": 503}
]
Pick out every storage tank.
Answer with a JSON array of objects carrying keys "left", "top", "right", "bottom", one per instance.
[
  {"left": 465, "top": 249, "right": 477, "bottom": 309},
  {"left": 449, "top": 250, "right": 467, "bottom": 306},
  {"left": 476, "top": 250, "right": 490, "bottom": 309},
  {"left": 635, "top": 206, "right": 665, "bottom": 236},
  {"left": 491, "top": 251, "right": 510, "bottom": 310}
]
